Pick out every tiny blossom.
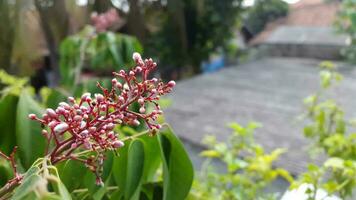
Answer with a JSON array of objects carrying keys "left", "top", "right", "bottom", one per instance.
[
  {"left": 29, "top": 52, "right": 175, "bottom": 185},
  {"left": 91, "top": 8, "right": 120, "bottom": 32}
]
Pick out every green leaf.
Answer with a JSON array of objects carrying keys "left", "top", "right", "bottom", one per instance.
[
  {"left": 324, "top": 157, "right": 344, "bottom": 169},
  {"left": 158, "top": 126, "right": 194, "bottom": 200},
  {"left": 140, "top": 134, "right": 161, "bottom": 182},
  {"left": 125, "top": 139, "right": 145, "bottom": 200},
  {"left": 0, "top": 94, "right": 18, "bottom": 154},
  {"left": 200, "top": 150, "right": 221, "bottom": 158},
  {"left": 45, "top": 89, "right": 68, "bottom": 109},
  {"left": 12, "top": 174, "right": 42, "bottom": 200},
  {"left": 112, "top": 140, "right": 130, "bottom": 198},
  {"left": 56, "top": 160, "right": 89, "bottom": 192},
  {"left": 15, "top": 90, "right": 45, "bottom": 168}
]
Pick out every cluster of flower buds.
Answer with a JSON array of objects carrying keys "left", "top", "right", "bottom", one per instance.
[
  {"left": 91, "top": 8, "right": 119, "bottom": 32},
  {"left": 29, "top": 52, "right": 175, "bottom": 185}
]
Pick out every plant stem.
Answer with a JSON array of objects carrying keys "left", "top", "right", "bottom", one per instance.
[{"left": 0, "top": 179, "right": 21, "bottom": 199}]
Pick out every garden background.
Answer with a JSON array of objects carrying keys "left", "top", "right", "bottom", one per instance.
[{"left": 0, "top": 0, "right": 355, "bottom": 200}]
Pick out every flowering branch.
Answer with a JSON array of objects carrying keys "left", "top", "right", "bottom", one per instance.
[{"left": 27, "top": 52, "right": 175, "bottom": 185}]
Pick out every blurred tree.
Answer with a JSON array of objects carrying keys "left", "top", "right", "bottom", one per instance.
[
  {"left": 126, "top": 0, "right": 147, "bottom": 42},
  {"left": 0, "top": 0, "right": 21, "bottom": 73},
  {"left": 244, "top": 0, "right": 289, "bottom": 35},
  {"left": 148, "top": 0, "right": 244, "bottom": 76},
  {"left": 93, "top": 0, "right": 113, "bottom": 13},
  {"left": 34, "top": 0, "right": 70, "bottom": 86}
]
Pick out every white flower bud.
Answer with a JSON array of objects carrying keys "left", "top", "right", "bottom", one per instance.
[{"left": 53, "top": 122, "right": 69, "bottom": 134}]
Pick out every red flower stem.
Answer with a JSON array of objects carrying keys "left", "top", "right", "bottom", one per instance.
[
  {"left": 0, "top": 147, "right": 23, "bottom": 199},
  {"left": 0, "top": 179, "right": 21, "bottom": 199},
  {"left": 50, "top": 137, "right": 76, "bottom": 163}
]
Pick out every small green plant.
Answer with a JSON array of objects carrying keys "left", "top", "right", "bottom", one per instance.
[
  {"left": 291, "top": 61, "right": 356, "bottom": 200},
  {"left": 190, "top": 122, "right": 293, "bottom": 200}
]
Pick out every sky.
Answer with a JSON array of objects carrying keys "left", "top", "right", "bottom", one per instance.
[{"left": 243, "top": 0, "right": 301, "bottom": 7}]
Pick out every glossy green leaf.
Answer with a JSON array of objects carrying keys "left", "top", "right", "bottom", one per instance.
[
  {"left": 112, "top": 140, "right": 131, "bottom": 199},
  {"left": 158, "top": 127, "right": 194, "bottom": 200},
  {"left": 0, "top": 94, "right": 18, "bottom": 154},
  {"left": 125, "top": 139, "right": 145, "bottom": 200},
  {"left": 140, "top": 135, "right": 161, "bottom": 182},
  {"left": 15, "top": 90, "right": 45, "bottom": 168}
]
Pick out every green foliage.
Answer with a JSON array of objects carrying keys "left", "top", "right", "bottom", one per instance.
[
  {"left": 12, "top": 158, "right": 72, "bottom": 200},
  {"left": 148, "top": 0, "right": 244, "bottom": 74},
  {"left": 335, "top": 0, "right": 356, "bottom": 63},
  {"left": 292, "top": 62, "right": 356, "bottom": 199},
  {"left": 60, "top": 25, "right": 142, "bottom": 87},
  {"left": 245, "top": 0, "right": 289, "bottom": 35},
  {"left": 158, "top": 127, "right": 194, "bottom": 200},
  {"left": 191, "top": 122, "right": 293, "bottom": 200}
]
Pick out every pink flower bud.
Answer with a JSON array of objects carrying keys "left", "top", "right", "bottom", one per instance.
[
  {"left": 129, "top": 71, "right": 135, "bottom": 76},
  {"left": 112, "top": 140, "right": 124, "bottom": 148},
  {"left": 42, "top": 114, "right": 48, "bottom": 120},
  {"left": 167, "top": 80, "right": 176, "bottom": 87},
  {"left": 41, "top": 130, "right": 48, "bottom": 137},
  {"left": 115, "top": 82, "right": 122, "bottom": 89},
  {"left": 118, "top": 96, "right": 125, "bottom": 103},
  {"left": 95, "top": 94, "right": 104, "bottom": 102},
  {"left": 106, "top": 123, "right": 115, "bottom": 130},
  {"left": 73, "top": 115, "right": 82, "bottom": 122},
  {"left": 138, "top": 98, "right": 144, "bottom": 104},
  {"left": 100, "top": 105, "right": 106, "bottom": 111},
  {"left": 68, "top": 97, "right": 75, "bottom": 103},
  {"left": 135, "top": 67, "right": 142, "bottom": 73},
  {"left": 96, "top": 177, "right": 104, "bottom": 186},
  {"left": 53, "top": 122, "right": 69, "bottom": 134},
  {"left": 46, "top": 108, "right": 57, "bottom": 118},
  {"left": 111, "top": 78, "right": 117, "bottom": 85},
  {"left": 89, "top": 127, "right": 97, "bottom": 133},
  {"left": 81, "top": 93, "right": 91, "bottom": 101},
  {"left": 71, "top": 143, "right": 78, "bottom": 149},
  {"left": 56, "top": 107, "right": 65, "bottom": 114},
  {"left": 139, "top": 107, "right": 146, "bottom": 114},
  {"left": 80, "top": 106, "right": 88, "bottom": 112},
  {"left": 80, "top": 121, "right": 87, "bottom": 129},
  {"left": 132, "top": 119, "right": 140, "bottom": 126},
  {"left": 80, "top": 130, "right": 89, "bottom": 137},
  {"left": 48, "top": 121, "right": 59, "bottom": 129},
  {"left": 132, "top": 52, "right": 142, "bottom": 62},
  {"left": 59, "top": 102, "right": 70, "bottom": 109},
  {"left": 28, "top": 114, "right": 37, "bottom": 120},
  {"left": 84, "top": 140, "right": 92, "bottom": 150}
]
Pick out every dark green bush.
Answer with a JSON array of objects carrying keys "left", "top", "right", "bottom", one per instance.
[{"left": 245, "top": 0, "right": 289, "bottom": 35}]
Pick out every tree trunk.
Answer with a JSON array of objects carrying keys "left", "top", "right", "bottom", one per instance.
[
  {"left": 34, "top": 0, "right": 70, "bottom": 86},
  {"left": 167, "top": 0, "right": 188, "bottom": 58},
  {"left": 126, "top": 0, "right": 147, "bottom": 43},
  {"left": 0, "top": 1, "right": 20, "bottom": 73}
]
